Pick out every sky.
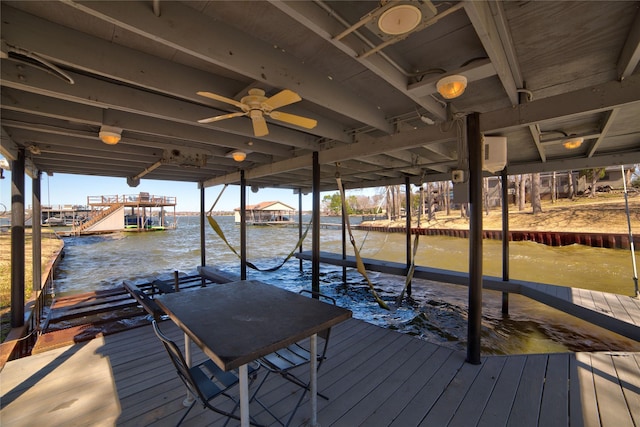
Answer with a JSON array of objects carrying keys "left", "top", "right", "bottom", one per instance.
[{"left": 0, "top": 165, "right": 382, "bottom": 213}]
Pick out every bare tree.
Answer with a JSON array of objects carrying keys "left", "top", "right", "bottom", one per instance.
[
  {"left": 483, "top": 177, "right": 490, "bottom": 215},
  {"left": 568, "top": 171, "right": 575, "bottom": 200},
  {"left": 531, "top": 173, "right": 542, "bottom": 214},
  {"left": 443, "top": 181, "right": 451, "bottom": 215},
  {"left": 581, "top": 168, "right": 606, "bottom": 198},
  {"left": 519, "top": 175, "right": 527, "bottom": 211}
]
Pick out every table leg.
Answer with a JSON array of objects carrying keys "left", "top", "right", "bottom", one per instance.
[
  {"left": 310, "top": 333, "right": 318, "bottom": 427},
  {"left": 239, "top": 364, "right": 249, "bottom": 427},
  {"left": 183, "top": 334, "right": 195, "bottom": 407}
]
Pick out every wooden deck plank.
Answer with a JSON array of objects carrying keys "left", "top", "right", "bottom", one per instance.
[
  {"left": 539, "top": 353, "right": 570, "bottom": 426},
  {"left": 603, "top": 293, "right": 634, "bottom": 324},
  {"left": 318, "top": 336, "right": 427, "bottom": 426},
  {"left": 572, "top": 353, "right": 602, "bottom": 427},
  {"left": 388, "top": 350, "right": 467, "bottom": 426},
  {"left": 2, "top": 317, "right": 639, "bottom": 427},
  {"left": 358, "top": 345, "right": 455, "bottom": 426},
  {"left": 506, "top": 354, "right": 548, "bottom": 427},
  {"left": 615, "top": 294, "right": 640, "bottom": 326},
  {"left": 578, "top": 288, "right": 599, "bottom": 311},
  {"left": 441, "top": 356, "right": 508, "bottom": 427},
  {"left": 254, "top": 320, "right": 402, "bottom": 423},
  {"left": 477, "top": 355, "right": 527, "bottom": 427},
  {"left": 0, "top": 338, "right": 120, "bottom": 427},
  {"left": 610, "top": 352, "right": 640, "bottom": 424},
  {"left": 331, "top": 339, "right": 439, "bottom": 426},
  {"left": 555, "top": 284, "right": 572, "bottom": 301},
  {"left": 590, "top": 352, "right": 636, "bottom": 427},
  {"left": 286, "top": 326, "right": 408, "bottom": 425},
  {"left": 570, "top": 287, "right": 584, "bottom": 307}
]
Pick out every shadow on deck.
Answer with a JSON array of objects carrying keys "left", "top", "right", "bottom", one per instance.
[{"left": 1, "top": 318, "right": 639, "bottom": 426}]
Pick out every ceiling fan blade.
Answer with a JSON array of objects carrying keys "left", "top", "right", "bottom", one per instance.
[
  {"left": 251, "top": 114, "right": 269, "bottom": 137},
  {"left": 198, "top": 111, "right": 246, "bottom": 124},
  {"left": 262, "top": 89, "right": 301, "bottom": 110},
  {"left": 197, "top": 91, "right": 246, "bottom": 110},
  {"left": 269, "top": 111, "right": 318, "bottom": 129}
]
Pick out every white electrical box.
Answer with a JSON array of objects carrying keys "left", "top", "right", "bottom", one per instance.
[
  {"left": 483, "top": 136, "right": 507, "bottom": 173},
  {"left": 451, "top": 169, "right": 466, "bottom": 183}
]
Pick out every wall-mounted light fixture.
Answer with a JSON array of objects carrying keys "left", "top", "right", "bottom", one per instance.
[
  {"left": 231, "top": 150, "right": 246, "bottom": 162},
  {"left": 436, "top": 75, "right": 467, "bottom": 99},
  {"left": 562, "top": 136, "right": 584, "bottom": 150},
  {"left": 99, "top": 125, "right": 122, "bottom": 145}
]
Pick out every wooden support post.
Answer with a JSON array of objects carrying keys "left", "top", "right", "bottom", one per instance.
[
  {"left": 467, "top": 113, "right": 482, "bottom": 365},
  {"left": 200, "top": 185, "right": 206, "bottom": 286}
]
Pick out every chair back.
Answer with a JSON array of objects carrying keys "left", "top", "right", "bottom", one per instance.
[
  {"left": 152, "top": 320, "right": 205, "bottom": 402},
  {"left": 298, "top": 290, "right": 335, "bottom": 356}
]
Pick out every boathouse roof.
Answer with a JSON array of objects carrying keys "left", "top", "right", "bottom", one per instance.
[
  {"left": 1, "top": 1, "right": 638, "bottom": 190},
  {"left": 234, "top": 201, "right": 296, "bottom": 212}
]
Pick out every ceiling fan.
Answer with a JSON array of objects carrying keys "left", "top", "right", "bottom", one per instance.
[{"left": 197, "top": 88, "right": 317, "bottom": 137}]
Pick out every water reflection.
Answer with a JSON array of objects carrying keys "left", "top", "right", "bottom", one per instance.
[{"left": 53, "top": 215, "right": 640, "bottom": 355}]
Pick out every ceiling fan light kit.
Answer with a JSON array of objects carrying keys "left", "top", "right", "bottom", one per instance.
[
  {"left": 99, "top": 125, "right": 122, "bottom": 145},
  {"left": 197, "top": 88, "right": 317, "bottom": 137},
  {"left": 437, "top": 75, "right": 468, "bottom": 99}
]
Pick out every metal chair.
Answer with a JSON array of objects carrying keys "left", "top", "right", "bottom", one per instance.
[
  {"left": 253, "top": 290, "right": 336, "bottom": 426},
  {"left": 152, "top": 320, "right": 260, "bottom": 426}
]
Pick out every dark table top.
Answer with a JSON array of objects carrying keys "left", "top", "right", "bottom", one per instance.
[{"left": 155, "top": 280, "right": 352, "bottom": 371}]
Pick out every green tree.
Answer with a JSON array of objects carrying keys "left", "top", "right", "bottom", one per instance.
[{"left": 322, "top": 192, "right": 355, "bottom": 215}]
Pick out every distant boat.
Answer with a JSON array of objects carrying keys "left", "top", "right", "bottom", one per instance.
[
  {"left": 44, "top": 216, "right": 65, "bottom": 226},
  {"left": 234, "top": 201, "right": 296, "bottom": 226},
  {"left": 124, "top": 214, "right": 166, "bottom": 231}
]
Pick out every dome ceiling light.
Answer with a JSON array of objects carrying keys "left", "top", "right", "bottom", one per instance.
[
  {"left": 99, "top": 125, "right": 122, "bottom": 145},
  {"left": 436, "top": 75, "right": 468, "bottom": 99},
  {"left": 562, "top": 136, "right": 584, "bottom": 150},
  {"left": 357, "top": 1, "right": 438, "bottom": 42},
  {"left": 377, "top": 4, "right": 422, "bottom": 35},
  {"left": 230, "top": 150, "right": 246, "bottom": 162}
]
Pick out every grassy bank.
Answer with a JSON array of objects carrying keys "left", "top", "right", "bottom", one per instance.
[
  {"left": 0, "top": 229, "right": 63, "bottom": 341},
  {"left": 366, "top": 192, "right": 640, "bottom": 234}
]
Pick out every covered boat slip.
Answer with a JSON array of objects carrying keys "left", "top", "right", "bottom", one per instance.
[
  {"left": 296, "top": 251, "right": 640, "bottom": 342},
  {"left": 1, "top": 317, "right": 638, "bottom": 427}
]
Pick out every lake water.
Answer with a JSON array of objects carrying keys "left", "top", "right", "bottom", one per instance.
[{"left": 52, "top": 215, "right": 640, "bottom": 355}]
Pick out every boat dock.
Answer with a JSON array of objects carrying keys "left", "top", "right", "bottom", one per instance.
[
  {"left": 1, "top": 316, "right": 638, "bottom": 426},
  {"left": 295, "top": 251, "right": 640, "bottom": 342},
  {"left": 29, "top": 273, "right": 218, "bottom": 354}
]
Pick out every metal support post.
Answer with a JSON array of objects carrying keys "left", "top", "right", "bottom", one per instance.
[
  {"left": 312, "top": 152, "right": 320, "bottom": 294},
  {"left": 11, "top": 149, "right": 25, "bottom": 328},
  {"left": 240, "top": 171, "right": 247, "bottom": 280},
  {"left": 501, "top": 168, "right": 510, "bottom": 315},
  {"left": 467, "top": 113, "right": 483, "bottom": 365}
]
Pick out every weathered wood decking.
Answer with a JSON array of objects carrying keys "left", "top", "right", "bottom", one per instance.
[
  {"left": 296, "top": 251, "right": 640, "bottom": 341},
  {"left": 1, "top": 317, "right": 638, "bottom": 426}
]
